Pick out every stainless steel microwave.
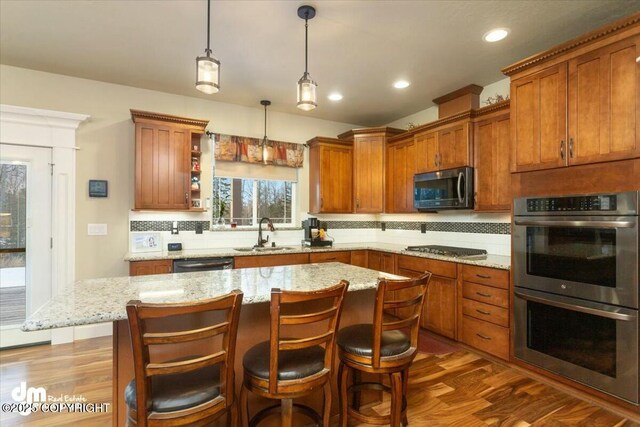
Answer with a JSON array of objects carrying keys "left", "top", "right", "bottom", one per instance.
[{"left": 413, "top": 166, "right": 474, "bottom": 211}]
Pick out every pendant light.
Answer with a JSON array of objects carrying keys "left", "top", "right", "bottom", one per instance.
[
  {"left": 261, "top": 100, "right": 271, "bottom": 165},
  {"left": 196, "top": 0, "right": 220, "bottom": 94},
  {"left": 296, "top": 5, "right": 317, "bottom": 111}
]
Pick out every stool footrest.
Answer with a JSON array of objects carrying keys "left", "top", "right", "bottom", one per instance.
[{"left": 249, "top": 402, "right": 322, "bottom": 427}]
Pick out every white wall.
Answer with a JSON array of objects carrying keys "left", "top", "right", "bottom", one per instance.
[{"left": 0, "top": 65, "right": 359, "bottom": 279}]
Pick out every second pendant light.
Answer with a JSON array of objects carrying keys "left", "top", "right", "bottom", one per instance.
[{"left": 261, "top": 100, "right": 271, "bottom": 165}]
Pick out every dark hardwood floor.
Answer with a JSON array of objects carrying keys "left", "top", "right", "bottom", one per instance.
[{"left": 0, "top": 334, "right": 637, "bottom": 426}]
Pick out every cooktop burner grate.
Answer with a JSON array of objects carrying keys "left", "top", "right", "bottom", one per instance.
[{"left": 405, "top": 245, "right": 487, "bottom": 257}]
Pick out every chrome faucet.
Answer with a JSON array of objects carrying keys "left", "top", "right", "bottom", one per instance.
[{"left": 256, "top": 217, "right": 275, "bottom": 248}]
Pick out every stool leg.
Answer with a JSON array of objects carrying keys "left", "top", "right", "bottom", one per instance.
[
  {"left": 338, "top": 362, "right": 349, "bottom": 427},
  {"left": 322, "top": 380, "right": 331, "bottom": 427},
  {"left": 281, "top": 398, "right": 293, "bottom": 427},
  {"left": 352, "top": 370, "right": 361, "bottom": 411},
  {"left": 240, "top": 383, "right": 249, "bottom": 427},
  {"left": 402, "top": 368, "right": 409, "bottom": 426},
  {"left": 390, "top": 372, "right": 403, "bottom": 427}
]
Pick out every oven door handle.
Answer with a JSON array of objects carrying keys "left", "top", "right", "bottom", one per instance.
[
  {"left": 513, "top": 219, "right": 635, "bottom": 229},
  {"left": 457, "top": 172, "right": 464, "bottom": 203},
  {"left": 514, "top": 291, "right": 636, "bottom": 321}
]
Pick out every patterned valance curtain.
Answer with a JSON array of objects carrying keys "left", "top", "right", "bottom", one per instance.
[{"left": 214, "top": 134, "right": 304, "bottom": 168}]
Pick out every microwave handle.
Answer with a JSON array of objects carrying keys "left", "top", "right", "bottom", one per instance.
[
  {"left": 515, "top": 291, "right": 635, "bottom": 321},
  {"left": 457, "top": 172, "right": 464, "bottom": 203},
  {"left": 514, "top": 219, "right": 635, "bottom": 229}
]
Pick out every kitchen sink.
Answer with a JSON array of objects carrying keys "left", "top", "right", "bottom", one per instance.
[{"left": 233, "top": 246, "right": 296, "bottom": 252}]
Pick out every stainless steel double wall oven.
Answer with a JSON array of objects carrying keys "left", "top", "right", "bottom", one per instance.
[{"left": 513, "top": 192, "right": 639, "bottom": 404}]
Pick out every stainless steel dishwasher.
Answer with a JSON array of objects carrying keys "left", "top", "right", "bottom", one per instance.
[{"left": 172, "top": 257, "right": 234, "bottom": 273}]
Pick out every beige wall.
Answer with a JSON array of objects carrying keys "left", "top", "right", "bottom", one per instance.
[
  {"left": 385, "top": 77, "right": 511, "bottom": 129},
  {"left": 0, "top": 65, "right": 359, "bottom": 280}
]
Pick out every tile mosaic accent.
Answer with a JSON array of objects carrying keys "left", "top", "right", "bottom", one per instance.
[
  {"left": 319, "top": 220, "right": 510, "bottom": 235},
  {"left": 132, "top": 220, "right": 510, "bottom": 234},
  {"left": 131, "top": 220, "right": 210, "bottom": 232}
]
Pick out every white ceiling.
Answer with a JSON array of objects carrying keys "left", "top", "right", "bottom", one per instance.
[{"left": 1, "top": 1, "right": 638, "bottom": 126}]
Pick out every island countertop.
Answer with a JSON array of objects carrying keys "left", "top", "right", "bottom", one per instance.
[
  {"left": 23, "top": 262, "right": 402, "bottom": 332},
  {"left": 125, "top": 242, "right": 511, "bottom": 270}
]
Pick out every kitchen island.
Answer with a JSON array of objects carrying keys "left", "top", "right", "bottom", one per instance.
[{"left": 23, "top": 262, "right": 401, "bottom": 426}]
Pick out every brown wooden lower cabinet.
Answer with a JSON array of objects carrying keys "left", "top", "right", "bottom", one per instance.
[
  {"left": 395, "top": 255, "right": 457, "bottom": 340},
  {"left": 129, "top": 260, "right": 173, "bottom": 276},
  {"left": 233, "top": 253, "right": 310, "bottom": 269},
  {"left": 367, "top": 250, "right": 396, "bottom": 274},
  {"left": 458, "top": 263, "right": 510, "bottom": 361},
  {"left": 309, "top": 251, "right": 351, "bottom": 264},
  {"left": 350, "top": 250, "right": 368, "bottom": 268}
]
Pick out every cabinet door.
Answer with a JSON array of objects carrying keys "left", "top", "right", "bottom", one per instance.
[
  {"left": 511, "top": 63, "right": 568, "bottom": 172},
  {"left": 421, "top": 275, "right": 456, "bottom": 339},
  {"left": 415, "top": 131, "right": 439, "bottom": 173},
  {"left": 568, "top": 36, "right": 640, "bottom": 165},
  {"left": 368, "top": 250, "right": 382, "bottom": 271},
  {"left": 474, "top": 113, "right": 511, "bottom": 211},
  {"left": 319, "top": 145, "right": 353, "bottom": 213},
  {"left": 438, "top": 123, "right": 470, "bottom": 170},
  {"left": 135, "top": 124, "right": 190, "bottom": 210},
  {"left": 389, "top": 142, "right": 417, "bottom": 213},
  {"left": 130, "top": 260, "right": 173, "bottom": 276},
  {"left": 350, "top": 250, "right": 368, "bottom": 268},
  {"left": 354, "top": 136, "right": 384, "bottom": 213}
]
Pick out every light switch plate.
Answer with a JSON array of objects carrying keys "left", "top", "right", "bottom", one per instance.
[{"left": 88, "top": 223, "right": 108, "bottom": 235}]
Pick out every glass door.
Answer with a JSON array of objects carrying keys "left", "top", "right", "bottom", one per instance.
[{"left": 0, "top": 144, "right": 52, "bottom": 348}]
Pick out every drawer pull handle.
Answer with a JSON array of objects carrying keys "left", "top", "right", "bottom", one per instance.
[
  {"left": 476, "top": 333, "right": 492, "bottom": 340},
  {"left": 476, "top": 309, "right": 491, "bottom": 315},
  {"left": 327, "top": 257, "right": 337, "bottom": 261},
  {"left": 476, "top": 274, "right": 491, "bottom": 279},
  {"left": 476, "top": 292, "right": 491, "bottom": 298}
]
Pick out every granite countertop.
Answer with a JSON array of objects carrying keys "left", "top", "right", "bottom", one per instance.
[
  {"left": 125, "top": 242, "right": 511, "bottom": 270},
  {"left": 22, "top": 263, "right": 403, "bottom": 332}
]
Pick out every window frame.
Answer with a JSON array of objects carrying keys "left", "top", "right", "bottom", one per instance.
[{"left": 212, "top": 176, "right": 297, "bottom": 228}]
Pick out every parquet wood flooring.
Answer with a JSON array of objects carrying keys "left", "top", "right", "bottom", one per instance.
[{"left": 0, "top": 335, "right": 637, "bottom": 426}]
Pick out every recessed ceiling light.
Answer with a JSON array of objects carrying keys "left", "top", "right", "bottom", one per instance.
[
  {"left": 483, "top": 28, "right": 509, "bottom": 42},
  {"left": 393, "top": 80, "right": 410, "bottom": 89},
  {"left": 328, "top": 93, "right": 343, "bottom": 101}
]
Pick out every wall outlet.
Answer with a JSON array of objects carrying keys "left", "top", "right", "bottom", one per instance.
[
  {"left": 421, "top": 223, "right": 427, "bottom": 233},
  {"left": 171, "top": 221, "right": 179, "bottom": 235},
  {"left": 195, "top": 223, "right": 203, "bottom": 234},
  {"left": 381, "top": 222, "right": 386, "bottom": 231},
  {"left": 87, "top": 223, "right": 107, "bottom": 235}
]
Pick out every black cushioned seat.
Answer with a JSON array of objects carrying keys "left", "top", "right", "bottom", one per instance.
[
  {"left": 243, "top": 340, "right": 326, "bottom": 381},
  {"left": 337, "top": 324, "right": 410, "bottom": 357},
  {"left": 125, "top": 362, "right": 220, "bottom": 413}
]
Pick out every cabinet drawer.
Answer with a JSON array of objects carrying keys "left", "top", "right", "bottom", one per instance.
[
  {"left": 396, "top": 255, "right": 457, "bottom": 278},
  {"left": 462, "top": 282, "right": 509, "bottom": 308},
  {"left": 461, "top": 315, "right": 509, "bottom": 360},
  {"left": 129, "top": 260, "right": 173, "bottom": 276},
  {"left": 462, "top": 265, "right": 509, "bottom": 289},
  {"left": 310, "top": 251, "right": 351, "bottom": 264},
  {"left": 462, "top": 298, "right": 509, "bottom": 327}
]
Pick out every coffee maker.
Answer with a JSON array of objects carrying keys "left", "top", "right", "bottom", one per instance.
[{"left": 302, "top": 217, "right": 332, "bottom": 247}]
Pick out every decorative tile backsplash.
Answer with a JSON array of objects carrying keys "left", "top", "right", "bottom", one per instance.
[
  {"left": 320, "top": 220, "right": 510, "bottom": 235},
  {"left": 131, "top": 220, "right": 510, "bottom": 235}
]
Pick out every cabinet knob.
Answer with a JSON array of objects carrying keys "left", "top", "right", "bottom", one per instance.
[
  {"left": 434, "top": 154, "right": 438, "bottom": 167},
  {"left": 185, "top": 192, "right": 188, "bottom": 203},
  {"left": 560, "top": 140, "right": 565, "bottom": 160}
]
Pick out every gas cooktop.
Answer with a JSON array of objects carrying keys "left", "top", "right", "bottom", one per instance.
[{"left": 405, "top": 245, "right": 487, "bottom": 257}]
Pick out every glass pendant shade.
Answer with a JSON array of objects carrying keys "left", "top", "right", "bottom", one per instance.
[
  {"left": 297, "top": 73, "right": 317, "bottom": 111},
  {"left": 196, "top": 53, "right": 220, "bottom": 94},
  {"left": 262, "top": 137, "right": 269, "bottom": 164}
]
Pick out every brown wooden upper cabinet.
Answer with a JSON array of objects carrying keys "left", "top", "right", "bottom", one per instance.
[
  {"left": 504, "top": 17, "right": 640, "bottom": 172},
  {"left": 385, "top": 137, "right": 417, "bottom": 213},
  {"left": 415, "top": 121, "right": 471, "bottom": 173},
  {"left": 338, "top": 128, "right": 404, "bottom": 213},
  {"left": 307, "top": 137, "right": 353, "bottom": 213},
  {"left": 131, "top": 110, "right": 209, "bottom": 210},
  {"left": 473, "top": 102, "right": 511, "bottom": 212}
]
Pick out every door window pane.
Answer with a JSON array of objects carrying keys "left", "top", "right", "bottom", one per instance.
[{"left": 0, "top": 163, "right": 27, "bottom": 325}]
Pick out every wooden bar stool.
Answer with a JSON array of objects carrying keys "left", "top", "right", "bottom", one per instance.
[
  {"left": 125, "top": 290, "right": 243, "bottom": 427},
  {"left": 337, "top": 273, "right": 431, "bottom": 427},
  {"left": 240, "top": 281, "right": 349, "bottom": 427}
]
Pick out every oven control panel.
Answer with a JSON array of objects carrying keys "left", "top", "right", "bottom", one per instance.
[{"left": 526, "top": 195, "right": 617, "bottom": 212}]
